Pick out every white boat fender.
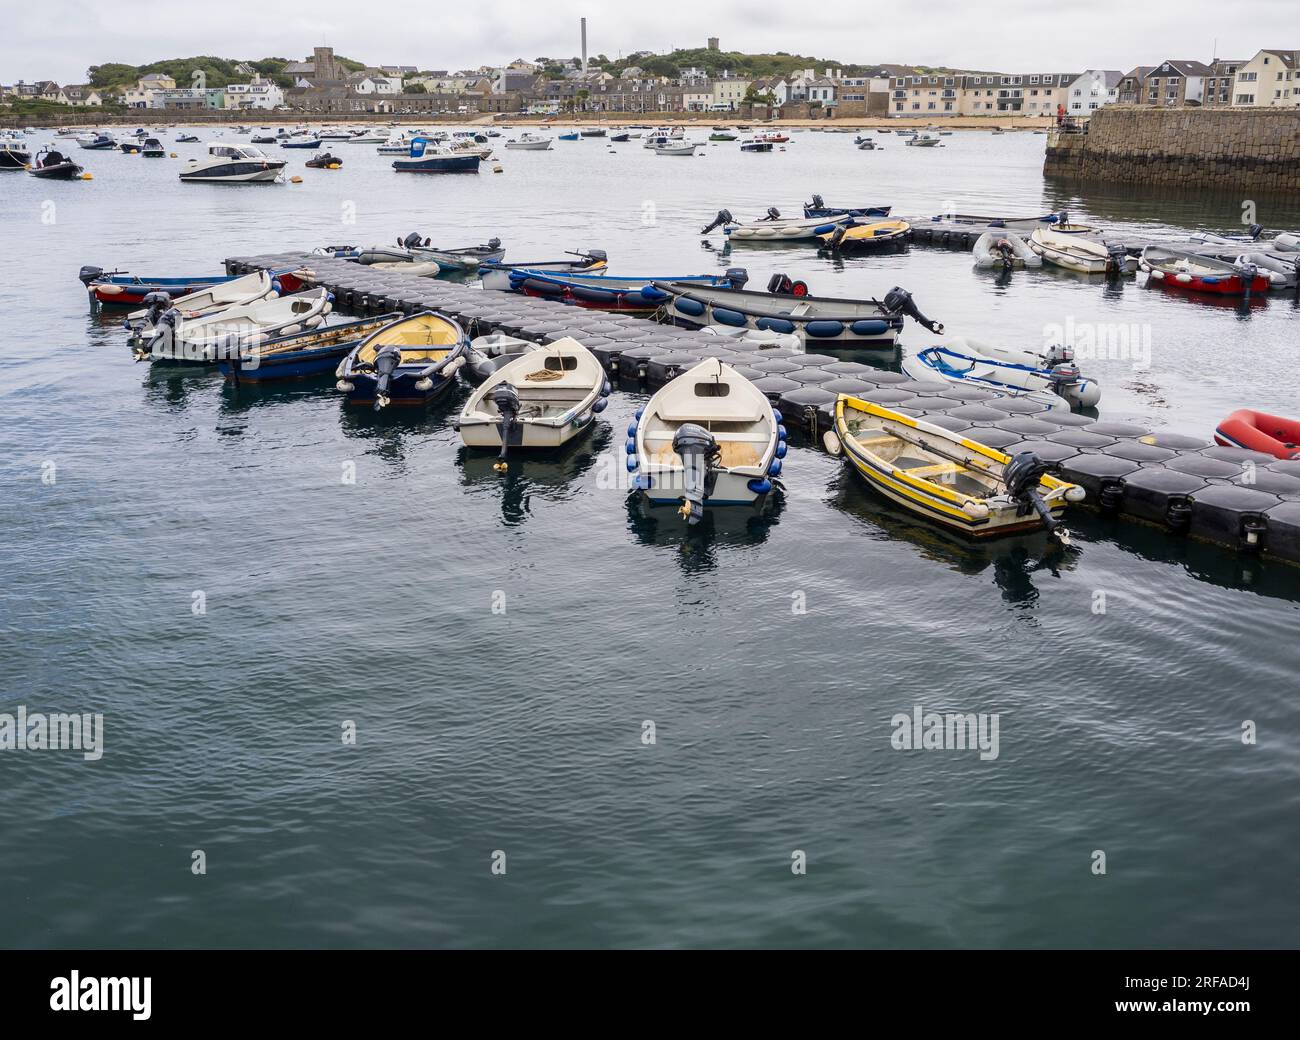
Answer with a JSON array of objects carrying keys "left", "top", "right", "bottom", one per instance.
[
  {"left": 822, "top": 430, "right": 842, "bottom": 456},
  {"left": 336, "top": 379, "right": 355, "bottom": 392}
]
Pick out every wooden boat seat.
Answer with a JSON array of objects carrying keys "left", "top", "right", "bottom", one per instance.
[{"left": 646, "top": 440, "right": 764, "bottom": 468}]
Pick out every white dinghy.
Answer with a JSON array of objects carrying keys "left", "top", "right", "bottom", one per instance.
[
  {"left": 701, "top": 207, "right": 849, "bottom": 241},
  {"left": 124, "top": 270, "right": 277, "bottom": 332},
  {"left": 455, "top": 338, "right": 610, "bottom": 468},
  {"left": 902, "top": 336, "right": 1101, "bottom": 410},
  {"left": 137, "top": 288, "right": 332, "bottom": 364},
  {"left": 630, "top": 359, "right": 784, "bottom": 524},
  {"left": 1029, "top": 228, "right": 1136, "bottom": 275}
]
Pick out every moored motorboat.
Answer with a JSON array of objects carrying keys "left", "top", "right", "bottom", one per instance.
[
  {"left": 124, "top": 271, "right": 278, "bottom": 332},
  {"left": 479, "top": 250, "right": 608, "bottom": 291},
  {"left": 906, "top": 132, "right": 941, "bottom": 147},
  {"left": 830, "top": 396, "right": 1083, "bottom": 539},
  {"left": 334, "top": 311, "right": 470, "bottom": 410},
  {"left": 902, "top": 337, "right": 1100, "bottom": 409},
  {"left": 78, "top": 133, "right": 115, "bottom": 150},
  {"left": 819, "top": 219, "right": 911, "bottom": 250},
  {"left": 653, "top": 277, "right": 941, "bottom": 347},
  {"left": 932, "top": 211, "right": 1065, "bottom": 233},
  {"left": 80, "top": 268, "right": 236, "bottom": 308},
  {"left": 216, "top": 312, "right": 403, "bottom": 383},
  {"left": 29, "top": 147, "right": 83, "bottom": 180},
  {"left": 137, "top": 288, "right": 333, "bottom": 364},
  {"left": 709, "top": 132, "right": 738, "bottom": 142},
  {"left": 392, "top": 137, "right": 480, "bottom": 173},
  {"left": 1030, "top": 228, "right": 1135, "bottom": 275},
  {"left": 972, "top": 230, "right": 1042, "bottom": 268},
  {"left": 630, "top": 359, "right": 784, "bottom": 524},
  {"left": 738, "top": 139, "right": 773, "bottom": 152},
  {"left": 579, "top": 127, "right": 607, "bottom": 138},
  {"left": 652, "top": 139, "right": 699, "bottom": 156},
  {"left": 281, "top": 137, "right": 322, "bottom": 149},
  {"left": 175, "top": 132, "right": 199, "bottom": 143},
  {"left": 510, "top": 268, "right": 747, "bottom": 313},
  {"left": 1139, "top": 246, "right": 1272, "bottom": 296},
  {"left": 119, "top": 139, "right": 141, "bottom": 154},
  {"left": 305, "top": 152, "right": 342, "bottom": 169},
  {"left": 1214, "top": 409, "right": 1300, "bottom": 460},
  {"left": 701, "top": 207, "right": 850, "bottom": 241},
  {"left": 504, "top": 133, "right": 553, "bottom": 150},
  {"left": 803, "top": 196, "right": 892, "bottom": 219},
  {"left": 180, "top": 143, "right": 286, "bottom": 183},
  {"left": 0, "top": 139, "right": 32, "bottom": 169},
  {"left": 141, "top": 137, "right": 166, "bottom": 157},
  {"left": 455, "top": 338, "right": 610, "bottom": 466}
]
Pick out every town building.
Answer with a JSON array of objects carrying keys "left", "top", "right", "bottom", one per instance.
[
  {"left": 1232, "top": 49, "right": 1299, "bottom": 107},
  {"left": 1203, "top": 59, "right": 1245, "bottom": 107},
  {"left": 225, "top": 78, "right": 285, "bottom": 110},
  {"left": 1065, "top": 70, "right": 1122, "bottom": 114}
]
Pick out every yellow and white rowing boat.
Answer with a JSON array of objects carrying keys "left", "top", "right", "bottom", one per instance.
[{"left": 828, "top": 395, "right": 1084, "bottom": 539}]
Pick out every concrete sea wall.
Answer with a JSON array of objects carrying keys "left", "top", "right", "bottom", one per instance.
[{"left": 1045, "top": 107, "right": 1300, "bottom": 191}]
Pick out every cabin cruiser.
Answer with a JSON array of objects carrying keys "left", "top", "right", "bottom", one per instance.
[
  {"left": 179, "top": 143, "right": 286, "bottom": 183},
  {"left": 0, "top": 138, "right": 32, "bottom": 169}
]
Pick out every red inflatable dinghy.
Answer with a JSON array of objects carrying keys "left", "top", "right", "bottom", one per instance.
[{"left": 1214, "top": 409, "right": 1300, "bottom": 460}]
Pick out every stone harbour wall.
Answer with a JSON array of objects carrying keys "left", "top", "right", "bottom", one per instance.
[{"left": 1045, "top": 107, "right": 1300, "bottom": 191}]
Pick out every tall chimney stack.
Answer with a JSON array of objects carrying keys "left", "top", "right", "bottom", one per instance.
[{"left": 581, "top": 17, "right": 588, "bottom": 74}]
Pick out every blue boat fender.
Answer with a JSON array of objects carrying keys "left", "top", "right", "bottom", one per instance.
[
  {"left": 772, "top": 409, "right": 783, "bottom": 424},
  {"left": 747, "top": 477, "right": 773, "bottom": 495},
  {"left": 627, "top": 421, "right": 638, "bottom": 437},
  {"left": 271, "top": 278, "right": 282, "bottom": 294},
  {"left": 674, "top": 297, "right": 707, "bottom": 318},
  {"left": 593, "top": 398, "right": 607, "bottom": 413},
  {"left": 626, "top": 456, "right": 639, "bottom": 472},
  {"left": 768, "top": 458, "right": 783, "bottom": 477},
  {"left": 775, "top": 441, "right": 787, "bottom": 459},
  {"left": 626, "top": 439, "right": 637, "bottom": 454},
  {"left": 777, "top": 425, "right": 787, "bottom": 441},
  {"left": 602, "top": 380, "right": 611, "bottom": 395},
  {"left": 635, "top": 408, "right": 644, "bottom": 419}
]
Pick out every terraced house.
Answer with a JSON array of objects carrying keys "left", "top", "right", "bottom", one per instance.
[
  {"left": 889, "top": 72, "right": 1075, "bottom": 116},
  {"left": 1137, "top": 60, "right": 1213, "bottom": 106}
]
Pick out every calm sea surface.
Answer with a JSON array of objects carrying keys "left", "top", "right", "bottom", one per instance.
[{"left": 1, "top": 126, "right": 1298, "bottom": 948}]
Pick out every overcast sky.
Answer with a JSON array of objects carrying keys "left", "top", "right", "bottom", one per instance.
[{"left": 4, "top": 1, "right": 1280, "bottom": 84}]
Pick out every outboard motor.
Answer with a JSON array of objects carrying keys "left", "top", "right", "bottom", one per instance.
[
  {"left": 1103, "top": 243, "right": 1129, "bottom": 277},
  {"left": 994, "top": 238, "right": 1015, "bottom": 266},
  {"left": 1004, "top": 451, "right": 1068, "bottom": 542},
  {"left": 1044, "top": 342, "right": 1074, "bottom": 366},
  {"left": 491, "top": 381, "right": 521, "bottom": 471},
  {"left": 672, "top": 423, "right": 721, "bottom": 525},
  {"left": 587, "top": 249, "right": 609, "bottom": 264},
  {"left": 1247, "top": 223, "right": 1263, "bottom": 242},
  {"left": 78, "top": 265, "right": 105, "bottom": 287},
  {"left": 763, "top": 206, "right": 781, "bottom": 222},
  {"left": 809, "top": 194, "right": 825, "bottom": 211},
  {"left": 485, "top": 237, "right": 502, "bottom": 251},
  {"left": 371, "top": 345, "right": 403, "bottom": 411},
  {"left": 767, "top": 273, "right": 793, "bottom": 295},
  {"left": 1238, "top": 260, "right": 1259, "bottom": 303},
  {"left": 401, "top": 231, "right": 424, "bottom": 249},
  {"left": 700, "top": 209, "right": 734, "bottom": 235},
  {"left": 882, "top": 287, "right": 944, "bottom": 334},
  {"left": 140, "top": 291, "right": 173, "bottom": 329},
  {"left": 724, "top": 267, "right": 749, "bottom": 290}
]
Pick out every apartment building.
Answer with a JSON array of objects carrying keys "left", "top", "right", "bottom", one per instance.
[
  {"left": 1232, "top": 48, "right": 1299, "bottom": 107},
  {"left": 890, "top": 72, "right": 1075, "bottom": 116},
  {"left": 1204, "top": 58, "right": 1245, "bottom": 107},
  {"left": 1065, "top": 70, "right": 1122, "bottom": 114}
]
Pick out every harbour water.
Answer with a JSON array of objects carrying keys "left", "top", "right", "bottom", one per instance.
[{"left": 1, "top": 128, "right": 1298, "bottom": 948}]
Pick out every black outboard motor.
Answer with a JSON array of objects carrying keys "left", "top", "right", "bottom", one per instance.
[
  {"left": 401, "top": 231, "right": 424, "bottom": 249},
  {"left": 809, "top": 194, "right": 825, "bottom": 211},
  {"left": 491, "top": 382, "right": 521, "bottom": 472},
  {"left": 826, "top": 224, "right": 849, "bottom": 250},
  {"left": 672, "top": 423, "right": 721, "bottom": 525},
  {"left": 1238, "top": 260, "right": 1259, "bottom": 303},
  {"left": 994, "top": 238, "right": 1015, "bottom": 266},
  {"left": 586, "top": 249, "right": 609, "bottom": 264},
  {"left": 700, "top": 209, "right": 733, "bottom": 235},
  {"left": 78, "top": 265, "right": 105, "bottom": 287},
  {"left": 140, "top": 291, "right": 173, "bottom": 329},
  {"left": 485, "top": 236, "right": 502, "bottom": 251},
  {"left": 768, "top": 272, "right": 793, "bottom": 295},
  {"left": 882, "top": 287, "right": 944, "bottom": 334},
  {"left": 1104, "top": 243, "right": 1129, "bottom": 277},
  {"left": 1004, "top": 451, "right": 1068, "bottom": 542},
  {"left": 372, "top": 345, "right": 403, "bottom": 411},
  {"left": 763, "top": 206, "right": 781, "bottom": 222},
  {"left": 1246, "top": 223, "right": 1263, "bottom": 241},
  {"left": 725, "top": 267, "right": 749, "bottom": 289}
]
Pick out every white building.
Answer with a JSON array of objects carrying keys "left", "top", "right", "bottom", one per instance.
[
  {"left": 224, "top": 78, "right": 285, "bottom": 110},
  {"left": 1065, "top": 70, "right": 1122, "bottom": 114},
  {"left": 711, "top": 78, "right": 750, "bottom": 110},
  {"left": 1232, "top": 49, "right": 1299, "bottom": 107}
]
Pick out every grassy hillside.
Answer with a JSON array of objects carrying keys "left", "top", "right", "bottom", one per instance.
[{"left": 85, "top": 54, "right": 368, "bottom": 93}]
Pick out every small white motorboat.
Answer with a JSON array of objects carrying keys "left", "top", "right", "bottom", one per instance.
[
  {"left": 902, "top": 337, "right": 1100, "bottom": 409},
  {"left": 504, "top": 133, "right": 553, "bottom": 151},
  {"left": 652, "top": 140, "right": 699, "bottom": 156},
  {"left": 972, "top": 230, "right": 1042, "bottom": 268},
  {"left": 138, "top": 288, "right": 332, "bottom": 364},
  {"left": 125, "top": 271, "right": 278, "bottom": 332},
  {"left": 179, "top": 143, "right": 286, "bottom": 183},
  {"left": 701, "top": 207, "right": 850, "bottom": 241},
  {"left": 455, "top": 338, "right": 610, "bottom": 467},
  {"left": 906, "top": 132, "right": 942, "bottom": 147},
  {"left": 630, "top": 359, "right": 784, "bottom": 524},
  {"left": 1029, "top": 228, "right": 1135, "bottom": 275}
]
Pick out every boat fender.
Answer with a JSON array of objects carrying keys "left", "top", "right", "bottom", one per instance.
[
  {"left": 777, "top": 425, "right": 787, "bottom": 441},
  {"left": 747, "top": 478, "right": 773, "bottom": 495},
  {"left": 775, "top": 441, "right": 787, "bottom": 459},
  {"left": 768, "top": 458, "right": 783, "bottom": 476},
  {"left": 626, "top": 455, "right": 638, "bottom": 472},
  {"left": 626, "top": 439, "right": 637, "bottom": 454},
  {"left": 635, "top": 408, "right": 644, "bottom": 419},
  {"left": 271, "top": 279, "right": 282, "bottom": 294},
  {"left": 821, "top": 430, "right": 842, "bottom": 456},
  {"left": 1175, "top": 273, "right": 1192, "bottom": 284},
  {"left": 772, "top": 410, "right": 783, "bottom": 424},
  {"left": 593, "top": 398, "right": 607, "bottom": 413},
  {"left": 850, "top": 319, "right": 890, "bottom": 337},
  {"left": 805, "top": 320, "right": 845, "bottom": 338},
  {"left": 962, "top": 500, "right": 991, "bottom": 519},
  {"left": 674, "top": 297, "right": 707, "bottom": 318},
  {"left": 602, "top": 380, "right": 611, "bottom": 396},
  {"left": 712, "top": 307, "right": 747, "bottom": 327},
  {"left": 336, "top": 379, "right": 354, "bottom": 392}
]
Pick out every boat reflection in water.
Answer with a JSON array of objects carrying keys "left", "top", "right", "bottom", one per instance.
[
  {"left": 454, "top": 427, "right": 611, "bottom": 527},
  {"left": 624, "top": 489, "right": 783, "bottom": 574}
]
